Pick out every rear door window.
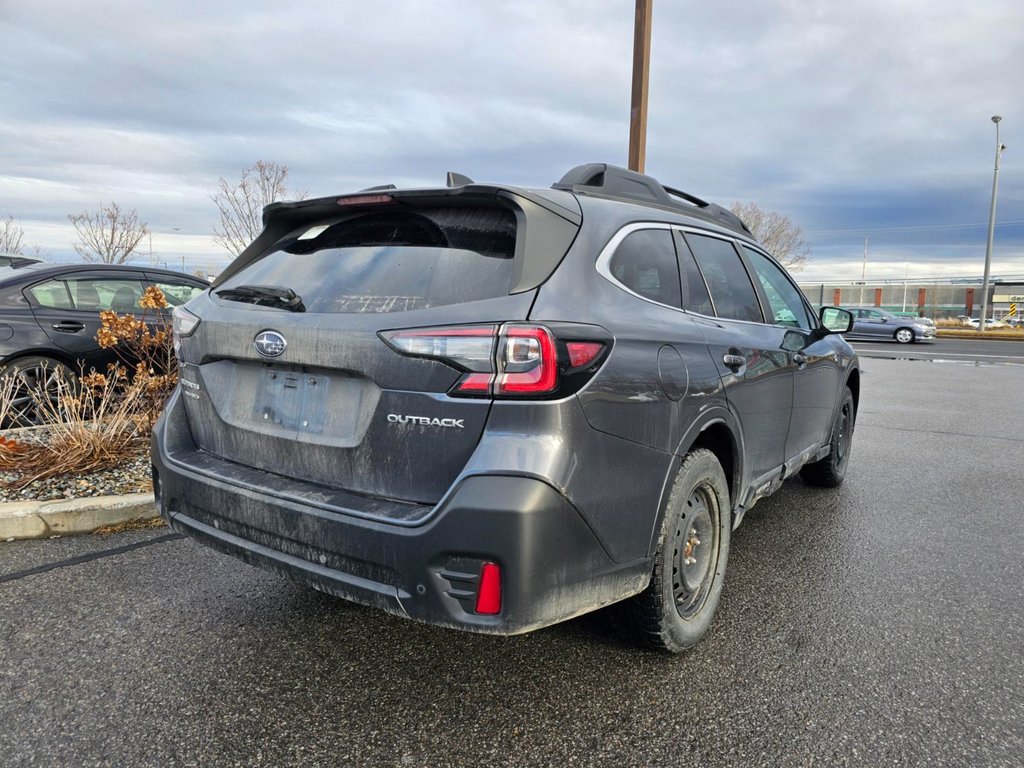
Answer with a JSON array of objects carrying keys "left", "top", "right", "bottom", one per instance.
[
  {"left": 674, "top": 234, "right": 714, "bottom": 315},
  {"left": 216, "top": 207, "right": 517, "bottom": 314},
  {"left": 64, "top": 277, "right": 147, "bottom": 311},
  {"left": 684, "top": 234, "right": 764, "bottom": 323},
  {"left": 608, "top": 229, "right": 682, "bottom": 308}
]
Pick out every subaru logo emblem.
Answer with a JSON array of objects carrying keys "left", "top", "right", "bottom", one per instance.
[{"left": 254, "top": 330, "right": 287, "bottom": 358}]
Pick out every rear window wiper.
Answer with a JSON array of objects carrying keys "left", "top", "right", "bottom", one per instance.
[{"left": 215, "top": 285, "right": 306, "bottom": 312}]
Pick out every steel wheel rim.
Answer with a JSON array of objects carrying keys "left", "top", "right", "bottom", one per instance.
[
  {"left": 5, "top": 363, "right": 65, "bottom": 426},
  {"left": 672, "top": 483, "right": 720, "bottom": 618},
  {"left": 896, "top": 329, "right": 913, "bottom": 343},
  {"left": 834, "top": 401, "right": 852, "bottom": 467}
]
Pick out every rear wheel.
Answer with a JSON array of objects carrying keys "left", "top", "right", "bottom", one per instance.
[
  {"left": 894, "top": 327, "right": 914, "bottom": 344},
  {"left": 800, "top": 387, "right": 855, "bottom": 488},
  {"left": 0, "top": 356, "right": 76, "bottom": 428},
  {"left": 618, "top": 448, "right": 731, "bottom": 653}
]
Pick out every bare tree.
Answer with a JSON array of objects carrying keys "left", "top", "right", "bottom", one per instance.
[
  {"left": 0, "top": 215, "right": 24, "bottom": 254},
  {"left": 26, "top": 243, "right": 49, "bottom": 260},
  {"left": 730, "top": 201, "right": 810, "bottom": 271},
  {"left": 68, "top": 203, "right": 149, "bottom": 264},
  {"left": 212, "top": 160, "right": 305, "bottom": 257}
]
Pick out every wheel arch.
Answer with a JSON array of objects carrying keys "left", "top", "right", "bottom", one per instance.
[
  {"left": 845, "top": 366, "right": 861, "bottom": 416},
  {"left": 646, "top": 410, "right": 744, "bottom": 559},
  {"left": 0, "top": 348, "right": 79, "bottom": 372}
]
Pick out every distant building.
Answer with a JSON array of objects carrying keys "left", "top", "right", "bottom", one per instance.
[{"left": 798, "top": 280, "right": 1024, "bottom": 320}]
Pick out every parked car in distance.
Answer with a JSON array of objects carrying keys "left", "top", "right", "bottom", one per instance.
[
  {"left": 153, "top": 163, "right": 860, "bottom": 653},
  {"left": 0, "top": 253, "right": 42, "bottom": 270},
  {"left": 0, "top": 263, "right": 208, "bottom": 425},
  {"left": 842, "top": 307, "right": 935, "bottom": 343},
  {"left": 957, "top": 316, "right": 1009, "bottom": 329}
]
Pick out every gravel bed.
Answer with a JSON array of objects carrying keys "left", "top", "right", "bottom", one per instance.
[{"left": 0, "top": 427, "right": 152, "bottom": 503}]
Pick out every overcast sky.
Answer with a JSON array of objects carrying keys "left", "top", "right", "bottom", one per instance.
[{"left": 2, "top": 0, "right": 1022, "bottom": 282}]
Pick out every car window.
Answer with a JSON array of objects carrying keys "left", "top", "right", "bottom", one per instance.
[
  {"left": 65, "top": 278, "right": 147, "bottom": 312},
  {"left": 149, "top": 280, "right": 205, "bottom": 307},
  {"left": 685, "top": 234, "right": 763, "bottom": 323},
  {"left": 741, "top": 247, "right": 811, "bottom": 330},
  {"left": 675, "top": 237, "right": 714, "bottom": 315},
  {"left": 608, "top": 229, "right": 682, "bottom": 308},
  {"left": 27, "top": 279, "right": 74, "bottom": 309},
  {"left": 217, "top": 207, "right": 517, "bottom": 314},
  {"left": 867, "top": 310, "right": 883, "bottom": 320}
]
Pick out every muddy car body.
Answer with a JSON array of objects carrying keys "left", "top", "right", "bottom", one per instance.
[{"left": 152, "top": 164, "right": 859, "bottom": 651}]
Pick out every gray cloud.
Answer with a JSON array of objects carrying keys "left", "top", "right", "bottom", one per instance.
[{"left": 1, "top": 0, "right": 1022, "bottom": 278}]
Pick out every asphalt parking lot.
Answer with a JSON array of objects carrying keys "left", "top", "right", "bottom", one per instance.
[{"left": 2, "top": 356, "right": 1023, "bottom": 767}]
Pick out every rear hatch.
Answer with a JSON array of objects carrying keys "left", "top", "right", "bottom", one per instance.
[{"left": 177, "top": 188, "right": 580, "bottom": 506}]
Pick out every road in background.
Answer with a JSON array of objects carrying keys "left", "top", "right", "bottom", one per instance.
[
  {"left": 851, "top": 336, "right": 1024, "bottom": 364},
  {"left": 2, "top": 358, "right": 1023, "bottom": 767}
]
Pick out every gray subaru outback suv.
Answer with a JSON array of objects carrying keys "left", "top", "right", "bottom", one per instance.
[{"left": 153, "top": 163, "right": 859, "bottom": 652}]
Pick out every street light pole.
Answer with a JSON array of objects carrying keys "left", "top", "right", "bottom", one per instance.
[{"left": 980, "top": 115, "right": 1006, "bottom": 332}]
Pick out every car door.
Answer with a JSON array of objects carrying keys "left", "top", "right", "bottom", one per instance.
[
  {"left": 681, "top": 231, "right": 794, "bottom": 487},
  {"left": 859, "top": 309, "right": 889, "bottom": 338},
  {"left": 26, "top": 272, "right": 148, "bottom": 374},
  {"left": 741, "top": 246, "right": 841, "bottom": 463}
]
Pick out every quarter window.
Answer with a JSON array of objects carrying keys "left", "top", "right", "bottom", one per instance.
[
  {"left": 685, "top": 234, "right": 763, "bottom": 323},
  {"left": 608, "top": 229, "right": 682, "bottom": 308},
  {"left": 742, "top": 247, "right": 811, "bottom": 330},
  {"left": 149, "top": 280, "right": 205, "bottom": 307},
  {"left": 27, "top": 280, "right": 73, "bottom": 309}
]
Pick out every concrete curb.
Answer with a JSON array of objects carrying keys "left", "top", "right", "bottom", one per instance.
[{"left": 0, "top": 493, "right": 157, "bottom": 542}]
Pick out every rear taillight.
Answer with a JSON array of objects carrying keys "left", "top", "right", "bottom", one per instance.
[
  {"left": 380, "top": 323, "right": 608, "bottom": 399},
  {"left": 495, "top": 325, "right": 557, "bottom": 395},
  {"left": 171, "top": 306, "right": 200, "bottom": 353}
]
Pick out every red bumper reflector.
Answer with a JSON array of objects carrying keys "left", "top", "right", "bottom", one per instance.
[
  {"left": 475, "top": 562, "right": 502, "bottom": 615},
  {"left": 566, "top": 341, "right": 604, "bottom": 368}
]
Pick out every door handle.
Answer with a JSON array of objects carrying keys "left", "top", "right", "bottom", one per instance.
[
  {"left": 51, "top": 321, "right": 86, "bottom": 333},
  {"left": 722, "top": 353, "right": 746, "bottom": 371},
  {"left": 793, "top": 352, "right": 808, "bottom": 369}
]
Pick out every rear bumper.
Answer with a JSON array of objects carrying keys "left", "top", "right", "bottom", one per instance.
[{"left": 152, "top": 392, "right": 649, "bottom": 635}]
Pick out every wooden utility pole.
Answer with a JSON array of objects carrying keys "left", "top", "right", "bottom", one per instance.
[{"left": 628, "top": 0, "right": 653, "bottom": 173}]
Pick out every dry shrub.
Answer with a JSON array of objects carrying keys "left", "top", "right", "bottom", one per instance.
[
  {"left": 0, "top": 286, "right": 178, "bottom": 487},
  {"left": 0, "top": 371, "right": 147, "bottom": 485}
]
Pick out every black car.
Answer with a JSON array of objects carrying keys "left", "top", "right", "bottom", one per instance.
[
  {"left": 153, "top": 164, "right": 859, "bottom": 652},
  {"left": 0, "top": 263, "right": 207, "bottom": 424}
]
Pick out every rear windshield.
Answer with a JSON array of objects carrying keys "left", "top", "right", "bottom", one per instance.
[{"left": 217, "top": 206, "right": 516, "bottom": 313}]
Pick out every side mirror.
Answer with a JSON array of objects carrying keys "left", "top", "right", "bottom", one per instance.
[{"left": 818, "top": 307, "right": 854, "bottom": 334}]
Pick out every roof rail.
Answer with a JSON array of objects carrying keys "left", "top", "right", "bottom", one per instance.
[{"left": 552, "top": 163, "right": 752, "bottom": 237}]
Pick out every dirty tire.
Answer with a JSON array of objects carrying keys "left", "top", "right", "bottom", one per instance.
[
  {"left": 894, "top": 327, "right": 914, "bottom": 344},
  {"left": 0, "top": 355, "right": 76, "bottom": 428},
  {"left": 800, "top": 387, "right": 855, "bottom": 488},
  {"left": 618, "top": 448, "right": 730, "bottom": 653}
]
